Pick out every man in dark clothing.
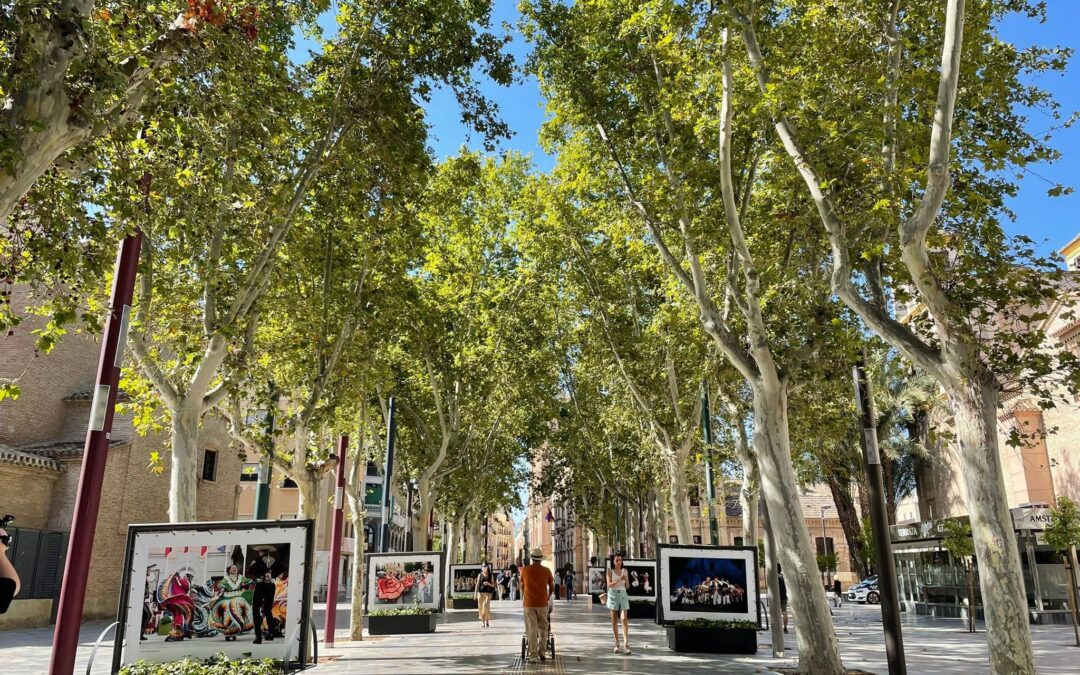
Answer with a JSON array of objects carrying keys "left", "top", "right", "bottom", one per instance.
[
  {"left": 252, "top": 571, "right": 277, "bottom": 644},
  {"left": 778, "top": 567, "right": 789, "bottom": 633}
]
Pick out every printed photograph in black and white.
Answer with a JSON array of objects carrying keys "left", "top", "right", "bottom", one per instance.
[{"left": 667, "top": 555, "right": 749, "bottom": 614}]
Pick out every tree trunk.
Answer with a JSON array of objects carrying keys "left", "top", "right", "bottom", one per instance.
[
  {"left": 466, "top": 516, "right": 482, "bottom": 562},
  {"left": 734, "top": 428, "right": 759, "bottom": 545},
  {"left": 752, "top": 382, "right": 844, "bottom": 674},
  {"left": 347, "top": 507, "right": 365, "bottom": 641},
  {"left": 297, "top": 471, "right": 320, "bottom": 521},
  {"left": 413, "top": 480, "right": 435, "bottom": 551},
  {"left": 763, "top": 498, "right": 785, "bottom": 657},
  {"left": 595, "top": 532, "right": 608, "bottom": 562},
  {"left": 826, "top": 475, "right": 869, "bottom": 578},
  {"left": 169, "top": 402, "right": 200, "bottom": 523},
  {"left": 667, "top": 457, "right": 693, "bottom": 544},
  {"left": 949, "top": 377, "right": 1034, "bottom": 674}
]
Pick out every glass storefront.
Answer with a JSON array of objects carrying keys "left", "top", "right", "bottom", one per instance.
[{"left": 890, "top": 508, "right": 1077, "bottom": 624}]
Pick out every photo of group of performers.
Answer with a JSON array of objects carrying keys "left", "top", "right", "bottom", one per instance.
[
  {"left": 667, "top": 555, "right": 749, "bottom": 614},
  {"left": 373, "top": 559, "right": 436, "bottom": 605},
  {"left": 451, "top": 565, "right": 482, "bottom": 595},
  {"left": 140, "top": 543, "right": 290, "bottom": 644}
]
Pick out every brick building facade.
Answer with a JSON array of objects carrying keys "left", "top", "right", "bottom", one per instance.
[{"left": 0, "top": 287, "right": 243, "bottom": 628}]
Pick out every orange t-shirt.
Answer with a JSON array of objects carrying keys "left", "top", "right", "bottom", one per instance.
[{"left": 521, "top": 563, "right": 553, "bottom": 608}]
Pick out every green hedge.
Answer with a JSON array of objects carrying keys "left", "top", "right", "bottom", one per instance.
[
  {"left": 119, "top": 654, "right": 283, "bottom": 675},
  {"left": 368, "top": 606, "right": 438, "bottom": 616},
  {"left": 672, "top": 618, "right": 761, "bottom": 630}
]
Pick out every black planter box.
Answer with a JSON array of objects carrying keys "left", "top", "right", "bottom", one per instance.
[
  {"left": 666, "top": 625, "right": 757, "bottom": 654},
  {"left": 450, "top": 597, "right": 478, "bottom": 610},
  {"left": 367, "top": 613, "right": 438, "bottom": 635},
  {"left": 627, "top": 602, "right": 657, "bottom": 620}
]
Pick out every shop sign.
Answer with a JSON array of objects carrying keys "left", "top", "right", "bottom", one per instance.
[{"left": 1011, "top": 505, "right": 1052, "bottom": 531}]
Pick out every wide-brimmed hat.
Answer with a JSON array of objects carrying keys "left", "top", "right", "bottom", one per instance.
[{"left": 530, "top": 547, "right": 544, "bottom": 560}]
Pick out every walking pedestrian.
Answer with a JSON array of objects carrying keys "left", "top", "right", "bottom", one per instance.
[
  {"left": 564, "top": 569, "right": 574, "bottom": 602},
  {"left": 521, "top": 548, "right": 555, "bottom": 663},
  {"left": 0, "top": 524, "right": 19, "bottom": 614},
  {"left": 476, "top": 564, "right": 496, "bottom": 627},
  {"left": 553, "top": 570, "right": 562, "bottom": 601},
  {"left": 778, "top": 565, "right": 789, "bottom": 634},
  {"left": 607, "top": 553, "right": 631, "bottom": 655},
  {"left": 509, "top": 571, "right": 519, "bottom": 601},
  {"left": 833, "top": 578, "right": 843, "bottom": 608}
]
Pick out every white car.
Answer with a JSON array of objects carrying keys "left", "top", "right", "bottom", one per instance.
[{"left": 847, "top": 582, "right": 880, "bottom": 604}]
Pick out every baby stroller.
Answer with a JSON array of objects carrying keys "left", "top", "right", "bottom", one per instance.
[{"left": 520, "top": 595, "right": 556, "bottom": 661}]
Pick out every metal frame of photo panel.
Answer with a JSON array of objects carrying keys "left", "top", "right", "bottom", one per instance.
[
  {"left": 656, "top": 544, "right": 760, "bottom": 626},
  {"left": 586, "top": 566, "right": 607, "bottom": 595},
  {"left": 447, "top": 563, "right": 484, "bottom": 598},
  {"left": 112, "top": 519, "right": 315, "bottom": 674},
  {"left": 364, "top": 550, "right": 446, "bottom": 613},
  {"left": 604, "top": 557, "right": 658, "bottom": 601}
]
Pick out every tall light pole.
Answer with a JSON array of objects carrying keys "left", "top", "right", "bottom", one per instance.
[
  {"left": 855, "top": 356, "right": 907, "bottom": 674},
  {"left": 50, "top": 232, "right": 142, "bottom": 675},
  {"left": 820, "top": 505, "right": 832, "bottom": 586}
]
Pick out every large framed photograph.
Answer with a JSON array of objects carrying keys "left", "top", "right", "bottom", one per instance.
[
  {"left": 113, "top": 520, "right": 314, "bottom": 672},
  {"left": 587, "top": 566, "right": 607, "bottom": 595},
  {"left": 606, "top": 558, "right": 657, "bottom": 601},
  {"left": 365, "top": 551, "right": 445, "bottom": 612},
  {"left": 448, "top": 564, "right": 483, "bottom": 598},
  {"left": 657, "top": 544, "right": 759, "bottom": 625}
]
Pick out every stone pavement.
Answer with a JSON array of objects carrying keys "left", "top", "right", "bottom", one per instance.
[{"left": 2, "top": 599, "right": 1080, "bottom": 673}]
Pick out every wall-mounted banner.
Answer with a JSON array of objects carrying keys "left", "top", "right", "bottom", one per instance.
[
  {"left": 448, "top": 564, "right": 484, "bottom": 598},
  {"left": 365, "top": 551, "right": 445, "bottom": 612},
  {"left": 113, "top": 520, "right": 314, "bottom": 672},
  {"left": 605, "top": 558, "right": 657, "bottom": 601},
  {"left": 657, "top": 544, "right": 759, "bottom": 625}
]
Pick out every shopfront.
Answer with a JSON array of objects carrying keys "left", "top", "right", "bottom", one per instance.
[{"left": 890, "top": 505, "right": 1076, "bottom": 624}]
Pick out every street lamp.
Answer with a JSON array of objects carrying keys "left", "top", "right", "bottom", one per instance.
[{"left": 821, "top": 505, "right": 832, "bottom": 586}]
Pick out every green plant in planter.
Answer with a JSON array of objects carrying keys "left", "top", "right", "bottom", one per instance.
[
  {"left": 673, "top": 618, "right": 760, "bottom": 631},
  {"left": 629, "top": 598, "right": 656, "bottom": 605},
  {"left": 119, "top": 654, "right": 283, "bottom": 674},
  {"left": 369, "top": 606, "right": 438, "bottom": 616}
]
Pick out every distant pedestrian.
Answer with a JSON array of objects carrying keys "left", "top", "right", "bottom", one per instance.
[
  {"left": 778, "top": 565, "right": 789, "bottom": 634},
  {"left": 522, "top": 548, "right": 555, "bottom": 663},
  {"left": 476, "top": 564, "right": 496, "bottom": 627},
  {"left": 509, "top": 572, "right": 520, "bottom": 601},
  {"left": 833, "top": 579, "right": 842, "bottom": 608},
  {"left": 554, "top": 571, "right": 562, "bottom": 601},
  {"left": 564, "top": 570, "right": 574, "bottom": 601}
]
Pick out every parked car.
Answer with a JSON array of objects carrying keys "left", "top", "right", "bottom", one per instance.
[{"left": 847, "top": 582, "right": 880, "bottom": 604}]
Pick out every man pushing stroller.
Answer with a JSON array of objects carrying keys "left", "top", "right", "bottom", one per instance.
[{"left": 521, "top": 547, "right": 555, "bottom": 663}]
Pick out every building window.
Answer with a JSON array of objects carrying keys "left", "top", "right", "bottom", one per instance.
[
  {"left": 669, "top": 535, "right": 679, "bottom": 544},
  {"left": 280, "top": 513, "right": 297, "bottom": 520},
  {"left": 689, "top": 486, "right": 700, "bottom": 507},
  {"left": 693, "top": 535, "right": 702, "bottom": 545},
  {"left": 734, "top": 536, "right": 744, "bottom": 547},
  {"left": 201, "top": 450, "right": 218, "bottom": 482},
  {"left": 815, "top": 537, "right": 834, "bottom": 556},
  {"left": 282, "top": 477, "right": 298, "bottom": 489},
  {"left": 240, "top": 462, "right": 260, "bottom": 482}
]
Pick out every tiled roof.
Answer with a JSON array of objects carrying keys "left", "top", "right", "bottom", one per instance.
[
  {"left": 18, "top": 438, "right": 130, "bottom": 458},
  {"left": 0, "top": 444, "right": 62, "bottom": 472}
]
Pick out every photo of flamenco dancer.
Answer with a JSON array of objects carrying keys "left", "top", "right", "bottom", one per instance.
[
  {"left": 365, "top": 552, "right": 444, "bottom": 611},
  {"left": 137, "top": 542, "right": 289, "bottom": 645}
]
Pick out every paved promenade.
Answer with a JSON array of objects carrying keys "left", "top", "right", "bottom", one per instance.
[{"left": 1, "top": 598, "right": 1079, "bottom": 673}]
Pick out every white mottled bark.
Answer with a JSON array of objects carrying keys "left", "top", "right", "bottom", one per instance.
[
  {"left": 753, "top": 382, "right": 844, "bottom": 674},
  {"left": 168, "top": 403, "right": 200, "bottom": 523},
  {"left": 950, "top": 378, "right": 1034, "bottom": 673}
]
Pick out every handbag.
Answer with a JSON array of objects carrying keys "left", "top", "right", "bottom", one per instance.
[{"left": 599, "top": 592, "right": 608, "bottom": 606}]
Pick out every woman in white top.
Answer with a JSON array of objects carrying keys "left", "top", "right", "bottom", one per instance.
[{"left": 606, "top": 553, "right": 631, "bottom": 654}]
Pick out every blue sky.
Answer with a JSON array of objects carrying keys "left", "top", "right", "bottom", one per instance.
[{"left": 419, "top": 2, "right": 1078, "bottom": 258}]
